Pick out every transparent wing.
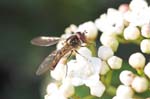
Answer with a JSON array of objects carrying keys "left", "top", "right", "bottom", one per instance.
[
  {"left": 36, "top": 51, "right": 57, "bottom": 75},
  {"left": 31, "top": 36, "right": 60, "bottom": 46}
]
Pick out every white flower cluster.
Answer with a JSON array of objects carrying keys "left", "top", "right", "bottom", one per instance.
[
  {"left": 45, "top": 80, "right": 74, "bottom": 99},
  {"left": 95, "top": 0, "right": 150, "bottom": 98},
  {"left": 45, "top": 22, "right": 106, "bottom": 99},
  {"left": 43, "top": 0, "right": 150, "bottom": 99},
  {"left": 113, "top": 70, "right": 149, "bottom": 99},
  {"left": 98, "top": 46, "right": 122, "bottom": 72},
  {"left": 45, "top": 23, "right": 123, "bottom": 99},
  {"left": 95, "top": 0, "right": 150, "bottom": 53}
]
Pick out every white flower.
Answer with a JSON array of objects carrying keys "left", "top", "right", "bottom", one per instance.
[
  {"left": 107, "top": 56, "right": 123, "bottom": 69},
  {"left": 51, "top": 58, "right": 67, "bottom": 81},
  {"left": 131, "top": 76, "right": 149, "bottom": 93},
  {"left": 65, "top": 24, "right": 78, "bottom": 34},
  {"left": 123, "top": 25, "right": 140, "bottom": 40},
  {"left": 59, "top": 78, "right": 75, "bottom": 97},
  {"left": 116, "top": 85, "right": 134, "bottom": 98},
  {"left": 129, "top": 52, "right": 146, "bottom": 69},
  {"left": 46, "top": 83, "right": 58, "bottom": 95},
  {"left": 118, "top": 4, "right": 129, "bottom": 13},
  {"left": 95, "top": 8, "right": 124, "bottom": 35},
  {"left": 141, "top": 24, "right": 150, "bottom": 38},
  {"left": 86, "top": 78, "right": 105, "bottom": 97},
  {"left": 67, "top": 57, "right": 101, "bottom": 84},
  {"left": 124, "top": 7, "right": 150, "bottom": 26},
  {"left": 98, "top": 46, "right": 114, "bottom": 60},
  {"left": 45, "top": 93, "right": 67, "bottom": 99},
  {"left": 129, "top": 0, "right": 148, "bottom": 12},
  {"left": 140, "top": 39, "right": 150, "bottom": 54},
  {"left": 77, "top": 21, "right": 98, "bottom": 41},
  {"left": 65, "top": 47, "right": 105, "bottom": 97},
  {"left": 76, "top": 47, "right": 92, "bottom": 62},
  {"left": 100, "top": 34, "right": 119, "bottom": 52},
  {"left": 144, "top": 62, "right": 150, "bottom": 78},
  {"left": 124, "top": 0, "right": 150, "bottom": 26},
  {"left": 45, "top": 82, "right": 74, "bottom": 99},
  {"left": 119, "top": 70, "right": 135, "bottom": 86}
]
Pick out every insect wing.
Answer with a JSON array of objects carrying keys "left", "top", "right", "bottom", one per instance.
[
  {"left": 31, "top": 36, "right": 60, "bottom": 46},
  {"left": 36, "top": 51, "right": 57, "bottom": 75}
]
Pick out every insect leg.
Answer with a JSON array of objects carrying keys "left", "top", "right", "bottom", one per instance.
[
  {"left": 80, "top": 43, "right": 87, "bottom": 47},
  {"left": 65, "top": 50, "right": 74, "bottom": 77},
  {"left": 74, "top": 50, "right": 88, "bottom": 60}
]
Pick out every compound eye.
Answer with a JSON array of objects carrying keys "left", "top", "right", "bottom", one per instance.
[
  {"left": 71, "top": 38, "right": 81, "bottom": 47},
  {"left": 71, "top": 38, "right": 77, "bottom": 44}
]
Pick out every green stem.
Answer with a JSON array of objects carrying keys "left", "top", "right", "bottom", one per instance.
[
  {"left": 87, "top": 41, "right": 97, "bottom": 56},
  {"left": 71, "top": 95, "right": 80, "bottom": 99},
  {"left": 137, "top": 68, "right": 144, "bottom": 76},
  {"left": 101, "top": 71, "right": 113, "bottom": 87},
  {"left": 105, "top": 71, "right": 113, "bottom": 86},
  {"left": 82, "top": 95, "right": 95, "bottom": 99},
  {"left": 117, "top": 35, "right": 142, "bottom": 45},
  {"left": 106, "top": 86, "right": 116, "bottom": 96},
  {"left": 101, "top": 71, "right": 116, "bottom": 96}
]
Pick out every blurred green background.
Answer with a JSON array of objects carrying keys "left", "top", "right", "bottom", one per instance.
[{"left": 1, "top": 0, "right": 150, "bottom": 99}]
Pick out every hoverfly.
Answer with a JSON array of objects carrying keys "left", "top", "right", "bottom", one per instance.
[{"left": 31, "top": 32, "right": 87, "bottom": 75}]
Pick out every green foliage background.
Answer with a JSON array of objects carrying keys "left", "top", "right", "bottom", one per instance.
[{"left": 1, "top": 0, "right": 150, "bottom": 99}]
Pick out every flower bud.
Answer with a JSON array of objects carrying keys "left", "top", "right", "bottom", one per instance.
[
  {"left": 141, "top": 24, "right": 150, "bottom": 38},
  {"left": 100, "top": 61, "right": 110, "bottom": 75},
  {"left": 118, "top": 4, "right": 129, "bottom": 13},
  {"left": 119, "top": 70, "right": 135, "bottom": 86},
  {"left": 129, "top": 0, "right": 148, "bottom": 11},
  {"left": 46, "top": 83, "right": 58, "bottom": 94},
  {"left": 51, "top": 58, "right": 67, "bottom": 81},
  {"left": 129, "top": 52, "right": 146, "bottom": 69},
  {"left": 65, "top": 24, "right": 77, "bottom": 34},
  {"left": 100, "top": 34, "right": 119, "bottom": 52},
  {"left": 116, "top": 85, "right": 134, "bottom": 98},
  {"left": 45, "top": 94, "right": 67, "bottom": 99},
  {"left": 95, "top": 8, "right": 124, "bottom": 35},
  {"left": 95, "top": 14, "right": 107, "bottom": 33},
  {"left": 98, "top": 46, "right": 114, "bottom": 60},
  {"left": 88, "top": 81, "right": 105, "bottom": 97},
  {"left": 131, "top": 76, "right": 149, "bottom": 93},
  {"left": 140, "top": 39, "right": 150, "bottom": 54},
  {"left": 76, "top": 47, "right": 92, "bottom": 62},
  {"left": 107, "top": 56, "right": 122, "bottom": 69},
  {"left": 59, "top": 79, "right": 75, "bottom": 97},
  {"left": 77, "top": 21, "right": 98, "bottom": 41},
  {"left": 123, "top": 25, "right": 140, "bottom": 40},
  {"left": 144, "top": 62, "right": 150, "bottom": 78}
]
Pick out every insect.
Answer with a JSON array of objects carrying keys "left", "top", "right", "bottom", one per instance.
[{"left": 31, "top": 32, "right": 87, "bottom": 75}]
